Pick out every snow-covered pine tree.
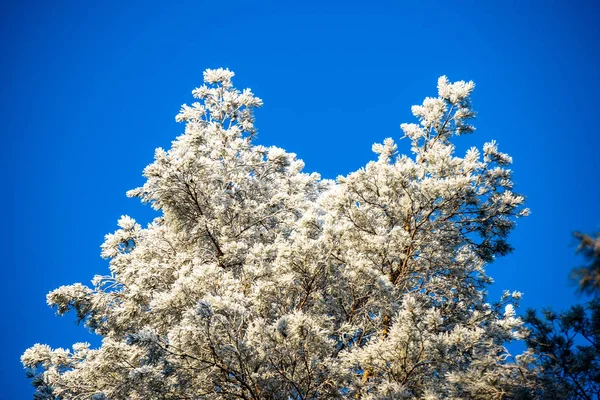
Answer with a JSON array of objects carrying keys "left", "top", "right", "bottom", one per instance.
[{"left": 22, "top": 69, "right": 537, "bottom": 399}]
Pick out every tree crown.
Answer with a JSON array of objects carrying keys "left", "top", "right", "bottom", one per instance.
[{"left": 23, "top": 69, "right": 535, "bottom": 399}]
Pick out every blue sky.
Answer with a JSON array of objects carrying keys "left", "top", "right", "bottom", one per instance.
[{"left": 2, "top": 1, "right": 599, "bottom": 397}]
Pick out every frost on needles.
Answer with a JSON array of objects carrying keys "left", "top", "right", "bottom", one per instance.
[{"left": 22, "top": 69, "right": 541, "bottom": 399}]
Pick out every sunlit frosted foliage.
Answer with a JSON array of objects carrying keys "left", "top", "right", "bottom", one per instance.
[{"left": 23, "top": 69, "right": 539, "bottom": 399}]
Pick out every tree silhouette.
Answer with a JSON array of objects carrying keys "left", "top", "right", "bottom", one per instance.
[{"left": 570, "top": 232, "right": 600, "bottom": 296}]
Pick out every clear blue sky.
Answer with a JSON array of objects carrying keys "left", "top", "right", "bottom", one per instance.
[{"left": 2, "top": 1, "right": 599, "bottom": 397}]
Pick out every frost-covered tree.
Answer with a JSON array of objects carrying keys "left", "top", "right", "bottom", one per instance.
[{"left": 23, "top": 69, "right": 538, "bottom": 399}]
